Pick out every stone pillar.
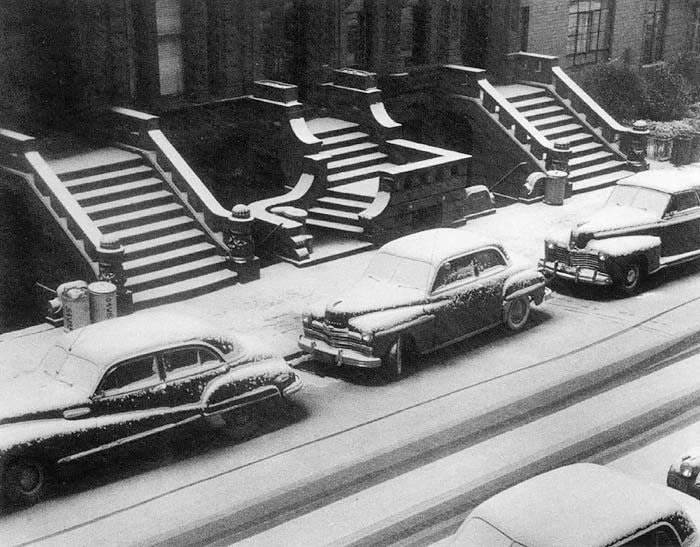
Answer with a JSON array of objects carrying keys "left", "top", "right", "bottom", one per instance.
[
  {"left": 225, "top": 204, "right": 260, "bottom": 283},
  {"left": 97, "top": 235, "right": 133, "bottom": 316}
]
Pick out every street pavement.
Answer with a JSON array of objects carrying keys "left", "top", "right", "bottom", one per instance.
[{"left": 0, "top": 160, "right": 694, "bottom": 375}]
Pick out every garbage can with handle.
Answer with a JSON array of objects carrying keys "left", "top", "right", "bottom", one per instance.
[
  {"left": 544, "top": 170, "right": 568, "bottom": 206},
  {"left": 88, "top": 281, "right": 118, "bottom": 323}
]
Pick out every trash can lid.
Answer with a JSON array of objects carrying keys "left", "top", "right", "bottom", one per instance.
[
  {"left": 546, "top": 169, "right": 568, "bottom": 178},
  {"left": 88, "top": 281, "right": 117, "bottom": 294}
]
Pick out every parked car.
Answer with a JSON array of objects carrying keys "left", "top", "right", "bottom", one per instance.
[
  {"left": 540, "top": 171, "right": 700, "bottom": 295},
  {"left": 0, "top": 311, "right": 302, "bottom": 506},
  {"left": 451, "top": 463, "right": 700, "bottom": 546},
  {"left": 668, "top": 447, "right": 700, "bottom": 499},
  {"left": 298, "top": 228, "right": 548, "bottom": 380}
]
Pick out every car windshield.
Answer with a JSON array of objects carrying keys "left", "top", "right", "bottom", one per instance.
[
  {"left": 362, "top": 251, "right": 432, "bottom": 292},
  {"left": 454, "top": 518, "right": 527, "bottom": 546},
  {"left": 606, "top": 184, "right": 670, "bottom": 217},
  {"left": 41, "top": 345, "right": 100, "bottom": 394}
]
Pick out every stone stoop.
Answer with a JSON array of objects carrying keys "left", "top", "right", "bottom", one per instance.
[
  {"left": 51, "top": 147, "right": 237, "bottom": 309},
  {"left": 498, "top": 84, "right": 635, "bottom": 194},
  {"left": 304, "top": 117, "right": 395, "bottom": 238}
]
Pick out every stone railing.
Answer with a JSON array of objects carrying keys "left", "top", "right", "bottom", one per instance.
[
  {"left": 359, "top": 140, "right": 470, "bottom": 242},
  {"left": 111, "top": 107, "right": 260, "bottom": 279},
  {"left": 0, "top": 128, "right": 133, "bottom": 311},
  {"left": 506, "top": 52, "right": 647, "bottom": 166}
]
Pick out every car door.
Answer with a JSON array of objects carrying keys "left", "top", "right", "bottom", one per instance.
[
  {"left": 661, "top": 190, "right": 700, "bottom": 259},
  {"left": 161, "top": 345, "right": 227, "bottom": 415},
  {"left": 87, "top": 354, "right": 171, "bottom": 450}
]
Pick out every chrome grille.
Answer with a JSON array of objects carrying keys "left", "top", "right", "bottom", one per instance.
[
  {"left": 570, "top": 251, "right": 602, "bottom": 269},
  {"left": 306, "top": 323, "right": 373, "bottom": 355},
  {"left": 549, "top": 247, "right": 570, "bottom": 263}
]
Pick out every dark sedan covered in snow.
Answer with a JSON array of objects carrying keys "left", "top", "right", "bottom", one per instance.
[
  {"left": 298, "top": 228, "right": 548, "bottom": 380},
  {"left": 540, "top": 171, "right": 700, "bottom": 295},
  {"left": 0, "top": 311, "right": 302, "bottom": 506}
]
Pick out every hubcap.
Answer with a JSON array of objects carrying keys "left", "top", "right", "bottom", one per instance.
[
  {"left": 510, "top": 299, "right": 526, "bottom": 323},
  {"left": 625, "top": 267, "right": 638, "bottom": 286}
]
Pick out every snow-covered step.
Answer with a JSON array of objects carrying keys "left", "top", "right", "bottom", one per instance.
[
  {"left": 569, "top": 151, "right": 616, "bottom": 169},
  {"left": 132, "top": 269, "right": 237, "bottom": 309},
  {"left": 531, "top": 114, "right": 575, "bottom": 130},
  {"left": 307, "top": 118, "right": 360, "bottom": 140},
  {"left": 110, "top": 216, "right": 195, "bottom": 245},
  {"left": 73, "top": 177, "right": 163, "bottom": 206},
  {"left": 327, "top": 152, "right": 388, "bottom": 172},
  {"left": 540, "top": 123, "right": 584, "bottom": 139},
  {"left": 318, "top": 142, "right": 379, "bottom": 161},
  {"left": 327, "top": 162, "right": 395, "bottom": 184},
  {"left": 84, "top": 190, "right": 172, "bottom": 219},
  {"left": 308, "top": 207, "right": 360, "bottom": 222},
  {"left": 509, "top": 95, "right": 555, "bottom": 111},
  {"left": 572, "top": 170, "right": 634, "bottom": 194},
  {"left": 62, "top": 165, "right": 154, "bottom": 191},
  {"left": 124, "top": 228, "right": 206, "bottom": 259},
  {"left": 123, "top": 241, "right": 219, "bottom": 276},
  {"left": 126, "top": 255, "right": 227, "bottom": 292},
  {"left": 306, "top": 218, "right": 364, "bottom": 233},
  {"left": 569, "top": 141, "right": 604, "bottom": 156},
  {"left": 522, "top": 105, "right": 566, "bottom": 121},
  {"left": 317, "top": 195, "right": 370, "bottom": 212},
  {"left": 569, "top": 160, "right": 627, "bottom": 182},
  {"left": 321, "top": 131, "right": 370, "bottom": 150},
  {"left": 555, "top": 132, "right": 594, "bottom": 147},
  {"left": 96, "top": 202, "right": 183, "bottom": 232}
]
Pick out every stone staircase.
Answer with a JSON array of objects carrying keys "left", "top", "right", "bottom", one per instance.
[
  {"left": 498, "top": 84, "right": 635, "bottom": 193},
  {"left": 304, "top": 118, "right": 395, "bottom": 237},
  {"left": 49, "top": 148, "right": 236, "bottom": 309}
]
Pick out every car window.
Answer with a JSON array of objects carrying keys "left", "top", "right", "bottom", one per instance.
[
  {"left": 162, "top": 346, "right": 223, "bottom": 378},
  {"left": 432, "top": 255, "right": 478, "bottom": 292},
  {"left": 668, "top": 191, "right": 700, "bottom": 215},
  {"left": 98, "top": 356, "right": 158, "bottom": 394},
  {"left": 619, "top": 525, "right": 681, "bottom": 547},
  {"left": 474, "top": 248, "right": 507, "bottom": 275}
]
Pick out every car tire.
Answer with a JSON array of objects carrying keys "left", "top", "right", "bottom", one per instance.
[
  {"left": 222, "top": 407, "right": 260, "bottom": 440},
  {"left": 504, "top": 296, "right": 531, "bottom": 331},
  {"left": 381, "top": 336, "right": 415, "bottom": 381},
  {"left": 1, "top": 456, "right": 48, "bottom": 506},
  {"left": 618, "top": 260, "right": 642, "bottom": 296}
]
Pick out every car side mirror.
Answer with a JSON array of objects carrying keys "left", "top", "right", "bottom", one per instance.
[{"left": 63, "top": 407, "right": 91, "bottom": 420}]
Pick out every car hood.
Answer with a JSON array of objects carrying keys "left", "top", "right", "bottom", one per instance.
[
  {"left": 577, "top": 206, "right": 659, "bottom": 233},
  {"left": 323, "top": 279, "right": 426, "bottom": 326},
  {"left": 0, "top": 372, "right": 88, "bottom": 425}
]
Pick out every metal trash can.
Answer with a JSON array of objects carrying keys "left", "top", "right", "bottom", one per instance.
[
  {"left": 671, "top": 134, "right": 693, "bottom": 166},
  {"left": 544, "top": 170, "right": 568, "bottom": 206},
  {"left": 59, "top": 282, "right": 90, "bottom": 331},
  {"left": 88, "top": 281, "right": 118, "bottom": 323}
]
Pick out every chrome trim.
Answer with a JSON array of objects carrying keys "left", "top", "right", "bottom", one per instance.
[{"left": 298, "top": 335, "right": 382, "bottom": 368}]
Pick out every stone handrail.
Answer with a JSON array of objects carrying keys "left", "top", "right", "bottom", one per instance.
[{"left": 0, "top": 129, "right": 102, "bottom": 272}]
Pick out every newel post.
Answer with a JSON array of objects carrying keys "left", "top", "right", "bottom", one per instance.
[
  {"left": 97, "top": 234, "right": 133, "bottom": 316},
  {"left": 225, "top": 204, "right": 260, "bottom": 283}
]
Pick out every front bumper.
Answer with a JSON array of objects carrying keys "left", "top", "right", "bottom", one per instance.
[
  {"left": 282, "top": 375, "right": 304, "bottom": 397},
  {"left": 538, "top": 259, "right": 613, "bottom": 286},
  {"left": 298, "top": 335, "right": 382, "bottom": 368}
]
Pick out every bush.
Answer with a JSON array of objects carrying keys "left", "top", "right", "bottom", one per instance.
[
  {"left": 670, "top": 52, "right": 700, "bottom": 102},
  {"left": 584, "top": 60, "right": 645, "bottom": 120},
  {"left": 640, "top": 63, "right": 692, "bottom": 121},
  {"left": 647, "top": 119, "right": 694, "bottom": 139}
]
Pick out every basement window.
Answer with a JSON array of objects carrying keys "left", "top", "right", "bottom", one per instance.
[{"left": 566, "top": 0, "right": 612, "bottom": 66}]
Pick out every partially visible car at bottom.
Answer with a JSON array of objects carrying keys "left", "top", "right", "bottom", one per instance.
[
  {"left": 540, "top": 171, "right": 700, "bottom": 295},
  {"left": 451, "top": 463, "right": 700, "bottom": 547},
  {"left": 0, "top": 310, "right": 302, "bottom": 506},
  {"left": 298, "top": 228, "right": 548, "bottom": 380}
]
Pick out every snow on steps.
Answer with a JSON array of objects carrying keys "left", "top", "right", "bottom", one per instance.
[{"left": 51, "top": 147, "right": 237, "bottom": 309}]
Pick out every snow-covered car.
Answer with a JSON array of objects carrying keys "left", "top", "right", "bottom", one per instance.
[
  {"left": 0, "top": 311, "right": 302, "bottom": 506},
  {"left": 298, "top": 228, "right": 548, "bottom": 380},
  {"left": 539, "top": 171, "right": 700, "bottom": 295},
  {"left": 667, "top": 447, "right": 700, "bottom": 499},
  {"left": 451, "top": 463, "right": 700, "bottom": 546}
]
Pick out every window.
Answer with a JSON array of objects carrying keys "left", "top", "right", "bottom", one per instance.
[
  {"left": 642, "top": 0, "right": 668, "bottom": 64},
  {"left": 162, "top": 346, "right": 223, "bottom": 378},
  {"left": 433, "top": 255, "right": 479, "bottom": 292},
  {"left": 155, "top": 0, "right": 185, "bottom": 95},
  {"left": 567, "top": 0, "right": 613, "bottom": 66},
  {"left": 99, "top": 356, "right": 158, "bottom": 394},
  {"left": 693, "top": 5, "right": 700, "bottom": 54},
  {"left": 258, "top": 0, "right": 298, "bottom": 82},
  {"left": 669, "top": 191, "right": 700, "bottom": 214},
  {"left": 399, "top": 0, "right": 427, "bottom": 67},
  {"left": 473, "top": 249, "right": 507, "bottom": 275},
  {"left": 345, "top": 0, "right": 369, "bottom": 67},
  {"left": 520, "top": 7, "right": 530, "bottom": 52}
]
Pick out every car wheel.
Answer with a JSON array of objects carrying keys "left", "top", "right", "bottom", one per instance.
[
  {"left": 381, "top": 336, "right": 416, "bottom": 381},
  {"left": 2, "top": 456, "right": 48, "bottom": 506},
  {"left": 223, "top": 407, "right": 260, "bottom": 440},
  {"left": 618, "top": 260, "right": 642, "bottom": 296},
  {"left": 504, "top": 296, "right": 531, "bottom": 331}
]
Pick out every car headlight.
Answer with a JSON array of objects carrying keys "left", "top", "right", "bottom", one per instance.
[
  {"left": 361, "top": 332, "right": 374, "bottom": 343},
  {"left": 598, "top": 252, "right": 607, "bottom": 261},
  {"left": 302, "top": 312, "right": 313, "bottom": 325},
  {"left": 681, "top": 460, "right": 696, "bottom": 478},
  {"left": 546, "top": 241, "right": 556, "bottom": 250}
]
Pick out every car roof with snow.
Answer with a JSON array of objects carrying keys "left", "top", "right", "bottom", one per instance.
[
  {"left": 379, "top": 228, "right": 504, "bottom": 264},
  {"left": 619, "top": 170, "right": 700, "bottom": 194},
  {"left": 57, "top": 311, "right": 236, "bottom": 366},
  {"left": 463, "top": 463, "right": 689, "bottom": 547}
]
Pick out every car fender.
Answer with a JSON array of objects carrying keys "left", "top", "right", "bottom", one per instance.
[
  {"left": 503, "top": 269, "right": 547, "bottom": 305},
  {"left": 349, "top": 307, "right": 435, "bottom": 355},
  {"left": 587, "top": 235, "right": 661, "bottom": 273},
  {"left": 201, "top": 358, "right": 290, "bottom": 415}
]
